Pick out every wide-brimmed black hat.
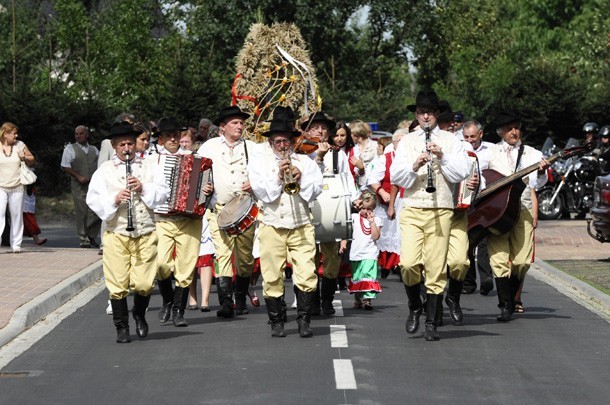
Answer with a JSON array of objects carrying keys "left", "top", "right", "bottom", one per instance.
[
  {"left": 300, "top": 111, "right": 335, "bottom": 131},
  {"left": 156, "top": 117, "right": 182, "bottom": 134},
  {"left": 493, "top": 112, "right": 521, "bottom": 129},
  {"left": 214, "top": 106, "right": 250, "bottom": 126},
  {"left": 407, "top": 90, "right": 441, "bottom": 112},
  {"left": 437, "top": 100, "right": 454, "bottom": 123},
  {"left": 268, "top": 106, "right": 296, "bottom": 124},
  {"left": 105, "top": 122, "right": 140, "bottom": 139},
  {"left": 263, "top": 119, "right": 301, "bottom": 138}
]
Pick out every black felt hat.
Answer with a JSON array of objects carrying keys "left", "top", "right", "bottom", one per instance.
[
  {"left": 105, "top": 122, "right": 140, "bottom": 139},
  {"left": 156, "top": 117, "right": 182, "bottom": 134},
  {"left": 268, "top": 106, "right": 297, "bottom": 124},
  {"left": 262, "top": 119, "right": 301, "bottom": 138},
  {"left": 300, "top": 111, "right": 335, "bottom": 131},
  {"left": 214, "top": 106, "right": 250, "bottom": 126},
  {"left": 493, "top": 112, "right": 521, "bottom": 129},
  {"left": 407, "top": 90, "right": 441, "bottom": 112}
]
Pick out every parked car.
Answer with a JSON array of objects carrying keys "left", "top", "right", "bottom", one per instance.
[{"left": 586, "top": 173, "right": 610, "bottom": 242}]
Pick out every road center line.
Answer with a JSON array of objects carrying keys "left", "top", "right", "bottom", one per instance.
[
  {"left": 332, "top": 299, "right": 344, "bottom": 317},
  {"left": 333, "top": 359, "right": 357, "bottom": 390},
  {"left": 330, "top": 324, "right": 348, "bottom": 348}
]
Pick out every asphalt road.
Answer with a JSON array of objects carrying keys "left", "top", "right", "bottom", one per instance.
[{"left": 0, "top": 272, "right": 608, "bottom": 404}]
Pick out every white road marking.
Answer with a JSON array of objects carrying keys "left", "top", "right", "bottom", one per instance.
[
  {"left": 333, "top": 299, "right": 343, "bottom": 317},
  {"left": 333, "top": 359, "right": 357, "bottom": 389},
  {"left": 330, "top": 325, "right": 348, "bottom": 348}
]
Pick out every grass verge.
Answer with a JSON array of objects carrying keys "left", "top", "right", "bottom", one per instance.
[{"left": 545, "top": 260, "right": 610, "bottom": 296}]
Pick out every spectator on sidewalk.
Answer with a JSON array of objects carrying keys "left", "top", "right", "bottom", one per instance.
[
  {"left": 60, "top": 125, "right": 102, "bottom": 248},
  {"left": 1, "top": 122, "right": 36, "bottom": 253}
]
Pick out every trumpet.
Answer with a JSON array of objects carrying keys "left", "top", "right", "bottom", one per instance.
[
  {"left": 124, "top": 151, "right": 135, "bottom": 231},
  {"left": 283, "top": 150, "right": 300, "bottom": 195},
  {"left": 424, "top": 125, "right": 436, "bottom": 193}
]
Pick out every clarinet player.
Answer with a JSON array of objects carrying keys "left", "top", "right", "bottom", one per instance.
[
  {"left": 87, "top": 122, "right": 169, "bottom": 343},
  {"left": 390, "top": 90, "right": 470, "bottom": 341}
]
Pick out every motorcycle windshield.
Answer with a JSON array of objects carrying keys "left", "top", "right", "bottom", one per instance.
[
  {"left": 541, "top": 137, "right": 556, "bottom": 157},
  {"left": 565, "top": 137, "right": 581, "bottom": 149}
]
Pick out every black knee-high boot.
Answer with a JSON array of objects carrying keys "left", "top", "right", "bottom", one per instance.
[
  {"left": 132, "top": 294, "right": 150, "bottom": 338},
  {"left": 445, "top": 276, "right": 464, "bottom": 325},
  {"left": 320, "top": 277, "right": 337, "bottom": 315},
  {"left": 110, "top": 298, "right": 131, "bottom": 343},
  {"left": 157, "top": 277, "right": 174, "bottom": 323},
  {"left": 172, "top": 286, "right": 189, "bottom": 327},
  {"left": 265, "top": 297, "right": 286, "bottom": 337},
  {"left": 296, "top": 289, "right": 314, "bottom": 338},
  {"left": 216, "top": 276, "right": 235, "bottom": 318},
  {"left": 495, "top": 277, "right": 514, "bottom": 322},
  {"left": 234, "top": 276, "right": 250, "bottom": 315},
  {"left": 424, "top": 294, "right": 442, "bottom": 341},
  {"left": 404, "top": 283, "right": 423, "bottom": 334}
]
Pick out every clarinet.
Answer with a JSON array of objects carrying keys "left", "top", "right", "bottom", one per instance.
[
  {"left": 424, "top": 125, "right": 436, "bottom": 193},
  {"left": 124, "top": 151, "right": 135, "bottom": 232}
]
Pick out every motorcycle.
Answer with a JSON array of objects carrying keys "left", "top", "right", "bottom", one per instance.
[{"left": 537, "top": 137, "right": 600, "bottom": 220}]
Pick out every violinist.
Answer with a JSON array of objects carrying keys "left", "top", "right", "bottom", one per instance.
[{"left": 300, "top": 112, "right": 360, "bottom": 316}]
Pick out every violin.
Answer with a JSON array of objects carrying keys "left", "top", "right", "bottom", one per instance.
[{"left": 293, "top": 134, "right": 339, "bottom": 154}]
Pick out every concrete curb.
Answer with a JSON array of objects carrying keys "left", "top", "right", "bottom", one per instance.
[
  {"left": 530, "top": 259, "right": 610, "bottom": 322},
  {"left": 0, "top": 260, "right": 103, "bottom": 347}
]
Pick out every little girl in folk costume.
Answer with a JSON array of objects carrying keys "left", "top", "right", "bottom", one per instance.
[{"left": 348, "top": 190, "right": 382, "bottom": 309}]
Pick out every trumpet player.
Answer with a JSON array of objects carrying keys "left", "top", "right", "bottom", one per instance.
[
  {"left": 390, "top": 90, "right": 470, "bottom": 341},
  {"left": 248, "top": 118, "right": 323, "bottom": 338},
  {"left": 86, "top": 122, "right": 169, "bottom": 343}
]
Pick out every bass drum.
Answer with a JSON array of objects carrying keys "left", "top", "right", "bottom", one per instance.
[{"left": 311, "top": 174, "right": 353, "bottom": 243}]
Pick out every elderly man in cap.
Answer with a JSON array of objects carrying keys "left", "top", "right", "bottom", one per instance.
[
  {"left": 486, "top": 112, "right": 548, "bottom": 322},
  {"left": 153, "top": 117, "right": 203, "bottom": 327},
  {"left": 301, "top": 111, "right": 359, "bottom": 317},
  {"left": 249, "top": 116, "right": 323, "bottom": 337},
  {"left": 390, "top": 90, "right": 470, "bottom": 341},
  {"left": 197, "top": 106, "right": 257, "bottom": 319},
  {"left": 87, "top": 122, "right": 169, "bottom": 343}
]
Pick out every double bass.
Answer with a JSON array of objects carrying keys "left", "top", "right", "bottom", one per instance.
[{"left": 467, "top": 144, "right": 590, "bottom": 251}]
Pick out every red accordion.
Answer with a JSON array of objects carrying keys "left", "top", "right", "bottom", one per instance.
[{"left": 157, "top": 154, "right": 213, "bottom": 218}]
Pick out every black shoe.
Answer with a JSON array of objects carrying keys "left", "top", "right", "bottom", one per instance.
[
  {"left": 381, "top": 269, "right": 390, "bottom": 279},
  {"left": 88, "top": 237, "right": 100, "bottom": 248},
  {"left": 480, "top": 277, "right": 494, "bottom": 296},
  {"left": 271, "top": 323, "right": 287, "bottom": 338},
  {"left": 461, "top": 285, "right": 476, "bottom": 294},
  {"left": 321, "top": 300, "right": 335, "bottom": 315},
  {"left": 424, "top": 323, "right": 440, "bottom": 341},
  {"left": 297, "top": 318, "right": 313, "bottom": 338},
  {"left": 134, "top": 316, "right": 148, "bottom": 338},
  {"left": 158, "top": 302, "right": 172, "bottom": 323},
  {"left": 116, "top": 328, "right": 131, "bottom": 343},
  {"left": 405, "top": 307, "right": 423, "bottom": 334}
]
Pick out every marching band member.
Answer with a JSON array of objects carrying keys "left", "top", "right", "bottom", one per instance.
[
  {"left": 486, "top": 113, "right": 548, "bottom": 322},
  {"left": 86, "top": 122, "right": 169, "bottom": 343},
  {"left": 301, "top": 111, "right": 359, "bottom": 316},
  {"left": 197, "top": 106, "right": 257, "bottom": 319},
  {"left": 249, "top": 118, "right": 323, "bottom": 337},
  {"left": 390, "top": 90, "right": 470, "bottom": 341},
  {"left": 462, "top": 120, "right": 495, "bottom": 295},
  {"left": 154, "top": 117, "right": 203, "bottom": 327}
]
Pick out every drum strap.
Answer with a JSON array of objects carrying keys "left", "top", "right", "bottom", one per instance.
[{"left": 333, "top": 149, "right": 338, "bottom": 174}]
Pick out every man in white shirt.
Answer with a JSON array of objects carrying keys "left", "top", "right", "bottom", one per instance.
[
  {"left": 61, "top": 125, "right": 102, "bottom": 248},
  {"left": 390, "top": 90, "right": 470, "bottom": 341},
  {"left": 301, "top": 111, "right": 359, "bottom": 317},
  {"left": 249, "top": 118, "right": 323, "bottom": 337},
  {"left": 197, "top": 106, "right": 257, "bottom": 319},
  {"left": 461, "top": 120, "right": 495, "bottom": 295},
  {"left": 486, "top": 112, "right": 548, "bottom": 322},
  {"left": 86, "top": 122, "right": 169, "bottom": 343}
]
